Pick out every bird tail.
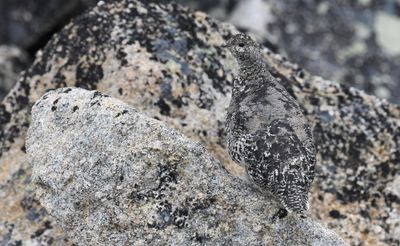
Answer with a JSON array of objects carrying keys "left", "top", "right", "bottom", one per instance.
[{"left": 279, "top": 185, "right": 309, "bottom": 215}]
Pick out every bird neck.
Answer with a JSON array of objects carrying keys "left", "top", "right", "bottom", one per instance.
[{"left": 238, "top": 59, "right": 269, "bottom": 82}]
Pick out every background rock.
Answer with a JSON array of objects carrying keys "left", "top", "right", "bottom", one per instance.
[
  {"left": 191, "top": 0, "right": 400, "bottom": 104},
  {"left": 0, "top": 0, "right": 399, "bottom": 245},
  {"left": 175, "top": 0, "right": 240, "bottom": 20},
  {"left": 0, "top": 45, "right": 30, "bottom": 100},
  {"left": 26, "top": 87, "right": 347, "bottom": 246},
  {"left": 0, "top": 0, "right": 99, "bottom": 101},
  {"left": 0, "top": 0, "right": 97, "bottom": 51},
  {"left": 1, "top": 0, "right": 400, "bottom": 104}
]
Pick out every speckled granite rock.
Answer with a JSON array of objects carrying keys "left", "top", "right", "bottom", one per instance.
[
  {"left": 227, "top": 0, "right": 400, "bottom": 104},
  {"left": 25, "top": 87, "right": 346, "bottom": 246},
  {"left": 0, "top": 45, "right": 29, "bottom": 100},
  {"left": 0, "top": 0, "right": 399, "bottom": 245}
]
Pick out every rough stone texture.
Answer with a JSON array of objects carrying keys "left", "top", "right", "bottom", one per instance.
[
  {"left": 0, "top": 45, "right": 30, "bottom": 100},
  {"left": 25, "top": 87, "right": 346, "bottom": 246},
  {"left": 0, "top": 0, "right": 399, "bottom": 245}
]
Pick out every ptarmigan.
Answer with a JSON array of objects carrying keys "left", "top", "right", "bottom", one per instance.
[{"left": 225, "top": 33, "right": 316, "bottom": 218}]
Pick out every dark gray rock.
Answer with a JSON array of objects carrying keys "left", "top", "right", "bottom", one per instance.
[
  {"left": 26, "top": 87, "right": 347, "bottom": 246},
  {"left": 228, "top": 0, "right": 400, "bottom": 104},
  {"left": 0, "top": 0, "right": 399, "bottom": 245},
  {"left": 0, "top": 0, "right": 97, "bottom": 49},
  {"left": 0, "top": 45, "right": 29, "bottom": 100}
]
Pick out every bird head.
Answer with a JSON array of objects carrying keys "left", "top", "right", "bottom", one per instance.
[{"left": 224, "top": 33, "right": 262, "bottom": 65}]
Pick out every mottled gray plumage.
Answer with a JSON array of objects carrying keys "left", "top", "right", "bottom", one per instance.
[{"left": 225, "top": 34, "right": 316, "bottom": 215}]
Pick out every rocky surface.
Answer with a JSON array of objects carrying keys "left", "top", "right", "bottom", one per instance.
[
  {"left": 0, "top": 0, "right": 399, "bottom": 245},
  {"left": 268, "top": 0, "right": 400, "bottom": 104},
  {"left": 26, "top": 87, "right": 346, "bottom": 246},
  {"left": 1, "top": 0, "right": 399, "bottom": 102},
  {"left": 0, "top": 45, "right": 30, "bottom": 100}
]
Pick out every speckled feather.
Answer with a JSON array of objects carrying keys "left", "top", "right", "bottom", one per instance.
[{"left": 225, "top": 34, "right": 316, "bottom": 214}]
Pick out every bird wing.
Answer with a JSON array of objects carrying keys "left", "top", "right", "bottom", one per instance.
[{"left": 241, "top": 118, "right": 315, "bottom": 212}]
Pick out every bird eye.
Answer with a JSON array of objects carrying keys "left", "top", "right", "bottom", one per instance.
[{"left": 238, "top": 43, "right": 245, "bottom": 47}]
